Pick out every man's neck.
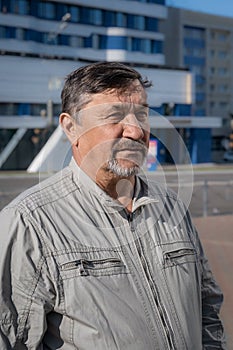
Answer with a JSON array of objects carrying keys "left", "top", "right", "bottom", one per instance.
[
  {"left": 96, "top": 170, "right": 136, "bottom": 212},
  {"left": 73, "top": 152, "right": 136, "bottom": 212}
]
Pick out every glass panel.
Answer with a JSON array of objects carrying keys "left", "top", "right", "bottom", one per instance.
[
  {"left": 15, "top": 28, "right": 25, "bottom": 40},
  {"left": 127, "top": 15, "right": 145, "bottom": 30},
  {"left": 69, "top": 6, "right": 80, "bottom": 22},
  {"left": 116, "top": 13, "right": 127, "bottom": 27},
  {"left": 99, "top": 35, "right": 107, "bottom": 49},
  {"left": 43, "top": 32, "right": 57, "bottom": 45},
  {"left": 38, "top": 2, "right": 56, "bottom": 19},
  {"left": 184, "top": 25, "right": 205, "bottom": 39},
  {"left": 10, "top": 0, "right": 29, "bottom": 15},
  {"left": 151, "top": 40, "right": 163, "bottom": 53},
  {"left": 59, "top": 34, "right": 69, "bottom": 46},
  {"left": 84, "top": 35, "right": 92, "bottom": 47},
  {"left": 69, "top": 36, "right": 83, "bottom": 47},
  {"left": 132, "top": 38, "right": 141, "bottom": 51},
  {"left": 31, "top": 104, "right": 46, "bottom": 116},
  {"left": 0, "top": 26, "right": 6, "bottom": 38},
  {"left": 18, "top": 0, "right": 30, "bottom": 15},
  {"left": 135, "top": 15, "right": 145, "bottom": 30},
  {"left": 93, "top": 9, "right": 102, "bottom": 25},
  {"left": 142, "top": 39, "right": 151, "bottom": 53},
  {"left": 80, "top": 7, "right": 92, "bottom": 24},
  {"left": 103, "top": 10, "right": 116, "bottom": 26},
  {"left": 0, "top": 103, "right": 18, "bottom": 115},
  {"left": 145, "top": 17, "right": 158, "bottom": 31},
  {"left": 5, "top": 26, "right": 16, "bottom": 38}
]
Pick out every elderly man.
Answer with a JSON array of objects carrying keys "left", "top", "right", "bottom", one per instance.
[{"left": 0, "top": 62, "right": 226, "bottom": 349}]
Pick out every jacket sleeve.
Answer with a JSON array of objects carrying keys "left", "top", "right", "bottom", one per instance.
[
  {"left": 183, "top": 205, "right": 227, "bottom": 349},
  {"left": 199, "top": 239, "right": 227, "bottom": 349},
  {"left": 0, "top": 206, "right": 55, "bottom": 349}
]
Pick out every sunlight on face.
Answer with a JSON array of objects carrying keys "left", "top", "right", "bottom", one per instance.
[{"left": 72, "top": 80, "right": 150, "bottom": 179}]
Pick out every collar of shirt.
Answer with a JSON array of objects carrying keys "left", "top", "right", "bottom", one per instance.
[{"left": 69, "top": 158, "right": 159, "bottom": 213}]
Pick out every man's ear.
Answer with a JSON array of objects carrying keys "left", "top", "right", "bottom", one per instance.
[{"left": 59, "top": 113, "right": 79, "bottom": 144}]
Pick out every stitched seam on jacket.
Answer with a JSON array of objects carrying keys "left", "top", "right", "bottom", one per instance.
[{"left": 16, "top": 256, "right": 47, "bottom": 343}]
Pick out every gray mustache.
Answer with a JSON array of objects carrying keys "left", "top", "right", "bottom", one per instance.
[{"left": 112, "top": 140, "right": 147, "bottom": 152}]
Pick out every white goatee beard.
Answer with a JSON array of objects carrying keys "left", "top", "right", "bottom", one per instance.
[{"left": 107, "top": 159, "right": 140, "bottom": 177}]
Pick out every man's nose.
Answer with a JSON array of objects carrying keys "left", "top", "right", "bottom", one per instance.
[{"left": 121, "top": 113, "right": 144, "bottom": 140}]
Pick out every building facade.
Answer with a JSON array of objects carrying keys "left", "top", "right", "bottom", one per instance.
[
  {"left": 163, "top": 7, "right": 233, "bottom": 162},
  {"left": 0, "top": 0, "right": 198, "bottom": 170}
]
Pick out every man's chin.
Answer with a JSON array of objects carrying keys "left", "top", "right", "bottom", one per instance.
[{"left": 107, "top": 159, "right": 141, "bottom": 177}]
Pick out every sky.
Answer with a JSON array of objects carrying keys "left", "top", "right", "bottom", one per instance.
[{"left": 166, "top": 0, "right": 233, "bottom": 18}]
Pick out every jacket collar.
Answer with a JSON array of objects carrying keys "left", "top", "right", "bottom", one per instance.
[{"left": 69, "top": 157, "right": 159, "bottom": 212}]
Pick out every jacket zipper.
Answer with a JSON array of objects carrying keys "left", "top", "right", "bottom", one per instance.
[{"left": 128, "top": 212, "right": 176, "bottom": 350}]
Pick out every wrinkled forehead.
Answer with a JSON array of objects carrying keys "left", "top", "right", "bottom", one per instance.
[
  {"left": 115, "top": 79, "right": 147, "bottom": 103},
  {"left": 92, "top": 80, "right": 147, "bottom": 105},
  {"left": 71, "top": 79, "right": 147, "bottom": 117}
]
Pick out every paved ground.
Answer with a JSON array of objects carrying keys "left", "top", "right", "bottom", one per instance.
[{"left": 194, "top": 215, "right": 233, "bottom": 349}]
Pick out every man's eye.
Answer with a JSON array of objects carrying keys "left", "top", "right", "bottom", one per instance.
[
  {"left": 108, "top": 113, "right": 124, "bottom": 122},
  {"left": 136, "top": 112, "right": 148, "bottom": 122}
]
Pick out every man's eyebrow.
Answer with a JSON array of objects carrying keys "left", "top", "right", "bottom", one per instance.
[
  {"left": 110, "top": 103, "right": 149, "bottom": 109},
  {"left": 134, "top": 103, "right": 149, "bottom": 110},
  {"left": 110, "top": 104, "right": 124, "bottom": 110},
  {"left": 141, "top": 103, "right": 149, "bottom": 108}
]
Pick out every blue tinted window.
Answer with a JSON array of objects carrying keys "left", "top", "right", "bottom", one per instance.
[
  {"left": 151, "top": 106, "right": 164, "bottom": 115},
  {"left": 18, "top": 103, "right": 30, "bottom": 115},
  {"left": 59, "top": 34, "right": 69, "bottom": 46},
  {"left": 38, "top": 2, "right": 56, "bottom": 19},
  {"left": 195, "top": 75, "right": 205, "bottom": 84},
  {"left": 26, "top": 29, "right": 41, "bottom": 42},
  {"left": 6, "top": 26, "right": 16, "bottom": 38},
  {"left": 44, "top": 32, "right": 56, "bottom": 44},
  {"left": 93, "top": 9, "right": 102, "bottom": 25},
  {"left": 103, "top": 10, "right": 116, "bottom": 26},
  {"left": 141, "top": 39, "right": 151, "bottom": 53},
  {"left": 69, "top": 6, "right": 80, "bottom": 22},
  {"left": 80, "top": 8, "right": 91, "bottom": 24},
  {"left": 132, "top": 38, "right": 141, "bottom": 51},
  {"left": 151, "top": 40, "right": 163, "bottom": 53},
  {"left": 0, "top": 26, "right": 5, "bottom": 38},
  {"left": 196, "top": 93, "right": 205, "bottom": 102},
  {"left": 127, "top": 14, "right": 145, "bottom": 30},
  {"left": 135, "top": 16, "right": 145, "bottom": 30},
  {"left": 184, "top": 38, "right": 205, "bottom": 48},
  {"left": 10, "top": 0, "right": 30, "bottom": 15},
  {"left": 84, "top": 35, "right": 92, "bottom": 48},
  {"left": 174, "top": 104, "right": 191, "bottom": 116},
  {"left": 99, "top": 35, "right": 127, "bottom": 50},
  {"left": 15, "top": 28, "right": 25, "bottom": 40},
  {"left": 145, "top": 17, "right": 158, "bottom": 31},
  {"left": 127, "top": 14, "right": 134, "bottom": 29},
  {"left": 184, "top": 56, "right": 205, "bottom": 66},
  {"left": 0, "top": 26, "right": 16, "bottom": 38},
  {"left": 195, "top": 109, "right": 206, "bottom": 116},
  {"left": 116, "top": 13, "right": 127, "bottom": 27},
  {"left": 56, "top": 4, "right": 69, "bottom": 21},
  {"left": 99, "top": 35, "right": 107, "bottom": 49}
]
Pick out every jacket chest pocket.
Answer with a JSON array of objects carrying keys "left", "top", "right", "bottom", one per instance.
[
  {"left": 60, "top": 255, "right": 129, "bottom": 279},
  {"left": 162, "top": 243, "right": 197, "bottom": 269}
]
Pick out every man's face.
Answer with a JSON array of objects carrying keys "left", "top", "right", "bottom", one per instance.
[{"left": 73, "top": 79, "right": 150, "bottom": 179}]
